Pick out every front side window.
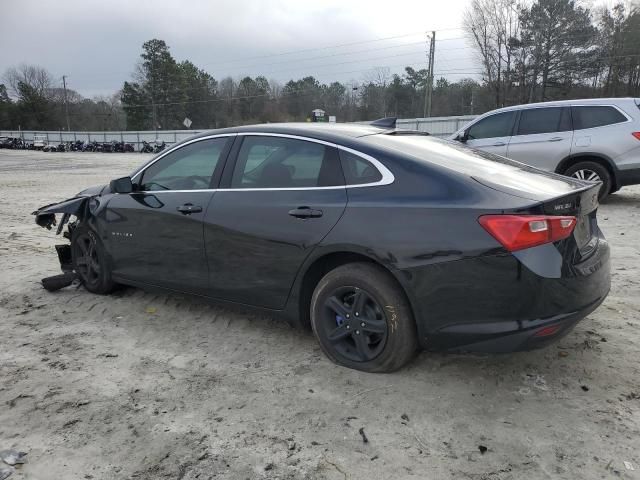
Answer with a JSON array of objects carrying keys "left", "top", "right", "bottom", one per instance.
[
  {"left": 339, "top": 150, "right": 382, "bottom": 185},
  {"left": 467, "top": 111, "right": 516, "bottom": 140},
  {"left": 140, "top": 138, "right": 228, "bottom": 191},
  {"left": 572, "top": 106, "right": 627, "bottom": 130},
  {"left": 516, "top": 107, "right": 571, "bottom": 135},
  {"left": 231, "top": 136, "right": 343, "bottom": 188}
]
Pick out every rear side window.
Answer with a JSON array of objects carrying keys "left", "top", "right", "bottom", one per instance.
[
  {"left": 572, "top": 106, "right": 627, "bottom": 130},
  {"left": 339, "top": 151, "right": 382, "bottom": 185},
  {"left": 467, "top": 111, "right": 516, "bottom": 140},
  {"left": 231, "top": 136, "right": 343, "bottom": 188},
  {"left": 516, "top": 107, "right": 571, "bottom": 135}
]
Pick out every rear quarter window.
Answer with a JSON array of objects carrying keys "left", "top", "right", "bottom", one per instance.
[
  {"left": 339, "top": 151, "right": 382, "bottom": 185},
  {"left": 572, "top": 106, "right": 627, "bottom": 130}
]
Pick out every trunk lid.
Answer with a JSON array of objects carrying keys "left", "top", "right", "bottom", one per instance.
[
  {"left": 540, "top": 182, "right": 601, "bottom": 257},
  {"left": 472, "top": 170, "right": 601, "bottom": 258}
]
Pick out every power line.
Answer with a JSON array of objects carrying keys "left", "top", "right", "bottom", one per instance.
[{"left": 67, "top": 28, "right": 468, "bottom": 84}]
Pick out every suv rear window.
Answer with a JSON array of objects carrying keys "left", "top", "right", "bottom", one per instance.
[
  {"left": 516, "top": 107, "right": 571, "bottom": 135},
  {"left": 572, "top": 106, "right": 627, "bottom": 130}
]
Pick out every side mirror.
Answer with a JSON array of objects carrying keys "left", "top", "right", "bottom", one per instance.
[
  {"left": 109, "top": 176, "right": 133, "bottom": 194},
  {"left": 456, "top": 130, "right": 469, "bottom": 143}
]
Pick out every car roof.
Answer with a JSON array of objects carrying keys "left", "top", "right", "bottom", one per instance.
[
  {"left": 486, "top": 97, "right": 637, "bottom": 115},
  {"left": 188, "top": 122, "right": 392, "bottom": 143}
]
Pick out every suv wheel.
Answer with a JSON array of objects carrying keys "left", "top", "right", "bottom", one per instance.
[
  {"left": 564, "top": 161, "right": 611, "bottom": 201},
  {"left": 310, "top": 262, "right": 418, "bottom": 372}
]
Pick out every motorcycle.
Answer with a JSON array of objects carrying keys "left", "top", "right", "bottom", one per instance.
[
  {"left": 153, "top": 141, "right": 166, "bottom": 153},
  {"left": 140, "top": 140, "right": 154, "bottom": 153},
  {"left": 70, "top": 140, "right": 84, "bottom": 151}
]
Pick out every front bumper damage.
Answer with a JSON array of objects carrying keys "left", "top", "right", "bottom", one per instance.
[{"left": 32, "top": 186, "right": 107, "bottom": 291}]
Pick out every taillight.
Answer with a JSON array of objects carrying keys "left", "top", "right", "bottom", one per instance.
[
  {"left": 534, "top": 325, "right": 561, "bottom": 337},
  {"left": 478, "top": 215, "right": 576, "bottom": 252},
  {"left": 632, "top": 132, "right": 640, "bottom": 141}
]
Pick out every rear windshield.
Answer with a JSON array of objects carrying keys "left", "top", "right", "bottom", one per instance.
[{"left": 364, "top": 134, "right": 587, "bottom": 198}]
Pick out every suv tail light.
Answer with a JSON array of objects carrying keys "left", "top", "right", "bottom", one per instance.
[
  {"left": 479, "top": 215, "right": 576, "bottom": 252},
  {"left": 632, "top": 132, "right": 640, "bottom": 141}
]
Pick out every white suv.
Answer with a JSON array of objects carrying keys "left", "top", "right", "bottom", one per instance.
[{"left": 449, "top": 98, "right": 640, "bottom": 199}]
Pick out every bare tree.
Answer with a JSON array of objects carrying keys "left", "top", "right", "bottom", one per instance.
[
  {"left": 464, "top": 0, "right": 521, "bottom": 107},
  {"left": 4, "top": 64, "right": 53, "bottom": 98}
]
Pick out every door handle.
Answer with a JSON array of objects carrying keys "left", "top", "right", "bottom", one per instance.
[
  {"left": 288, "top": 206, "right": 323, "bottom": 219},
  {"left": 492, "top": 141, "right": 506, "bottom": 147},
  {"left": 548, "top": 137, "right": 563, "bottom": 142},
  {"left": 177, "top": 203, "right": 203, "bottom": 215}
]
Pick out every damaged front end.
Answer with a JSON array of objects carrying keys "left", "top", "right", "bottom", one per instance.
[{"left": 32, "top": 185, "right": 108, "bottom": 291}]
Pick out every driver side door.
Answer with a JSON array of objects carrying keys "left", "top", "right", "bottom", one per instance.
[
  {"left": 464, "top": 110, "right": 516, "bottom": 156},
  {"left": 103, "top": 135, "right": 234, "bottom": 295}
]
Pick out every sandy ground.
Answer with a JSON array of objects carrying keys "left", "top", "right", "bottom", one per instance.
[{"left": 0, "top": 149, "right": 638, "bottom": 480}]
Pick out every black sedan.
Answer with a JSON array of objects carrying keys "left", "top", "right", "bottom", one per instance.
[{"left": 34, "top": 121, "right": 611, "bottom": 372}]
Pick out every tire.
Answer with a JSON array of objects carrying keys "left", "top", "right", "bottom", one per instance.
[
  {"left": 564, "top": 161, "right": 612, "bottom": 201},
  {"left": 310, "top": 262, "right": 418, "bottom": 372},
  {"left": 71, "top": 223, "right": 115, "bottom": 294}
]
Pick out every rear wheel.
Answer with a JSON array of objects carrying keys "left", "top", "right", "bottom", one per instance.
[
  {"left": 71, "top": 223, "right": 115, "bottom": 294},
  {"left": 564, "top": 161, "right": 611, "bottom": 201},
  {"left": 310, "top": 263, "right": 418, "bottom": 372}
]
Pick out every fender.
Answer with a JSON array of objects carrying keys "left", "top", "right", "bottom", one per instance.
[
  {"left": 555, "top": 152, "right": 619, "bottom": 186},
  {"left": 281, "top": 242, "right": 418, "bottom": 329}
]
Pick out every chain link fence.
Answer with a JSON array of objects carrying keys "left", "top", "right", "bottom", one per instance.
[{"left": 0, "top": 116, "right": 478, "bottom": 150}]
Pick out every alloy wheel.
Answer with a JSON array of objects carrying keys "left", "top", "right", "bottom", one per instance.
[
  {"left": 320, "top": 286, "right": 388, "bottom": 363},
  {"left": 74, "top": 232, "right": 101, "bottom": 287},
  {"left": 571, "top": 169, "right": 601, "bottom": 182}
]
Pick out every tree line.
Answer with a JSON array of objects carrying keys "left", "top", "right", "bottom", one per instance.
[{"left": 0, "top": 0, "right": 638, "bottom": 132}]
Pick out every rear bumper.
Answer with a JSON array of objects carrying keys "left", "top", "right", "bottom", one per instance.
[
  {"left": 408, "top": 237, "right": 611, "bottom": 352},
  {"left": 428, "top": 293, "right": 607, "bottom": 353}
]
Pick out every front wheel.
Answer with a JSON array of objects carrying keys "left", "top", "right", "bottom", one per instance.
[
  {"left": 564, "top": 161, "right": 611, "bottom": 201},
  {"left": 71, "top": 224, "right": 115, "bottom": 294},
  {"left": 310, "top": 262, "right": 418, "bottom": 372}
]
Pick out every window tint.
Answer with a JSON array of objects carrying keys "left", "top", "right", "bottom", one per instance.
[
  {"left": 572, "top": 106, "right": 627, "bottom": 130},
  {"left": 467, "top": 111, "right": 515, "bottom": 140},
  {"left": 516, "top": 107, "right": 571, "bottom": 135},
  {"left": 339, "top": 150, "right": 382, "bottom": 185},
  {"left": 140, "top": 138, "right": 227, "bottom": 191},
  {"left": 231, "top": 136, "right": 343, "bottom": 188}
]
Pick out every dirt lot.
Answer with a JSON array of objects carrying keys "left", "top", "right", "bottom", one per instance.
[{"left": 0, "top": 149, "right": 639, "bottom": 480}]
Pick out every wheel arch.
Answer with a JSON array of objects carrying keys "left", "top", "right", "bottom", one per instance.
[
  {"left": 286, "top": 248, "right": 416, "bottom": 331},
  {"left": 555, "top": 153, "right": 619, "bottom": 191}
]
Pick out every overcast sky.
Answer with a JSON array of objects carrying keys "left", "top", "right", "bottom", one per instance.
[{"left": 1, "top": 0, "right": 479, "bottom": 98}]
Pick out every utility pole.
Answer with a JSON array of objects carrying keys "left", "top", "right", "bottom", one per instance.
[
  {"left": 423, "top": 31, "right": 436, "bottom": 118},
  {"left": 151, "top": 58, "right": 157, "bottom": 135},
  {"left": 62, "top": 75, "right": 71, "bottom": 131}
]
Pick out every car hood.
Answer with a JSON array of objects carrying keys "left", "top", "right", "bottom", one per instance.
[{"left": 32, "top": 184, "right": 109, "bottom": 230}]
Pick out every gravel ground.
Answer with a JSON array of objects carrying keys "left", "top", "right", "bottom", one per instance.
[{"left": 0, "top": 149, "right": 639, "bottom": 480}]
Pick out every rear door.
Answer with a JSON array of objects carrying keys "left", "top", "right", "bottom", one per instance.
[
  {"left": 506, "top": 106, "right": 573, "bottom": 171},
  {"left": 104, "top": 136, "right": 233, "bottom": 295},
  {"left": 464, "top": 110, "right": 516, "bottom": 156},
  {"left": 203, "top": 134, "right": 347, "bottom": 309}
]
